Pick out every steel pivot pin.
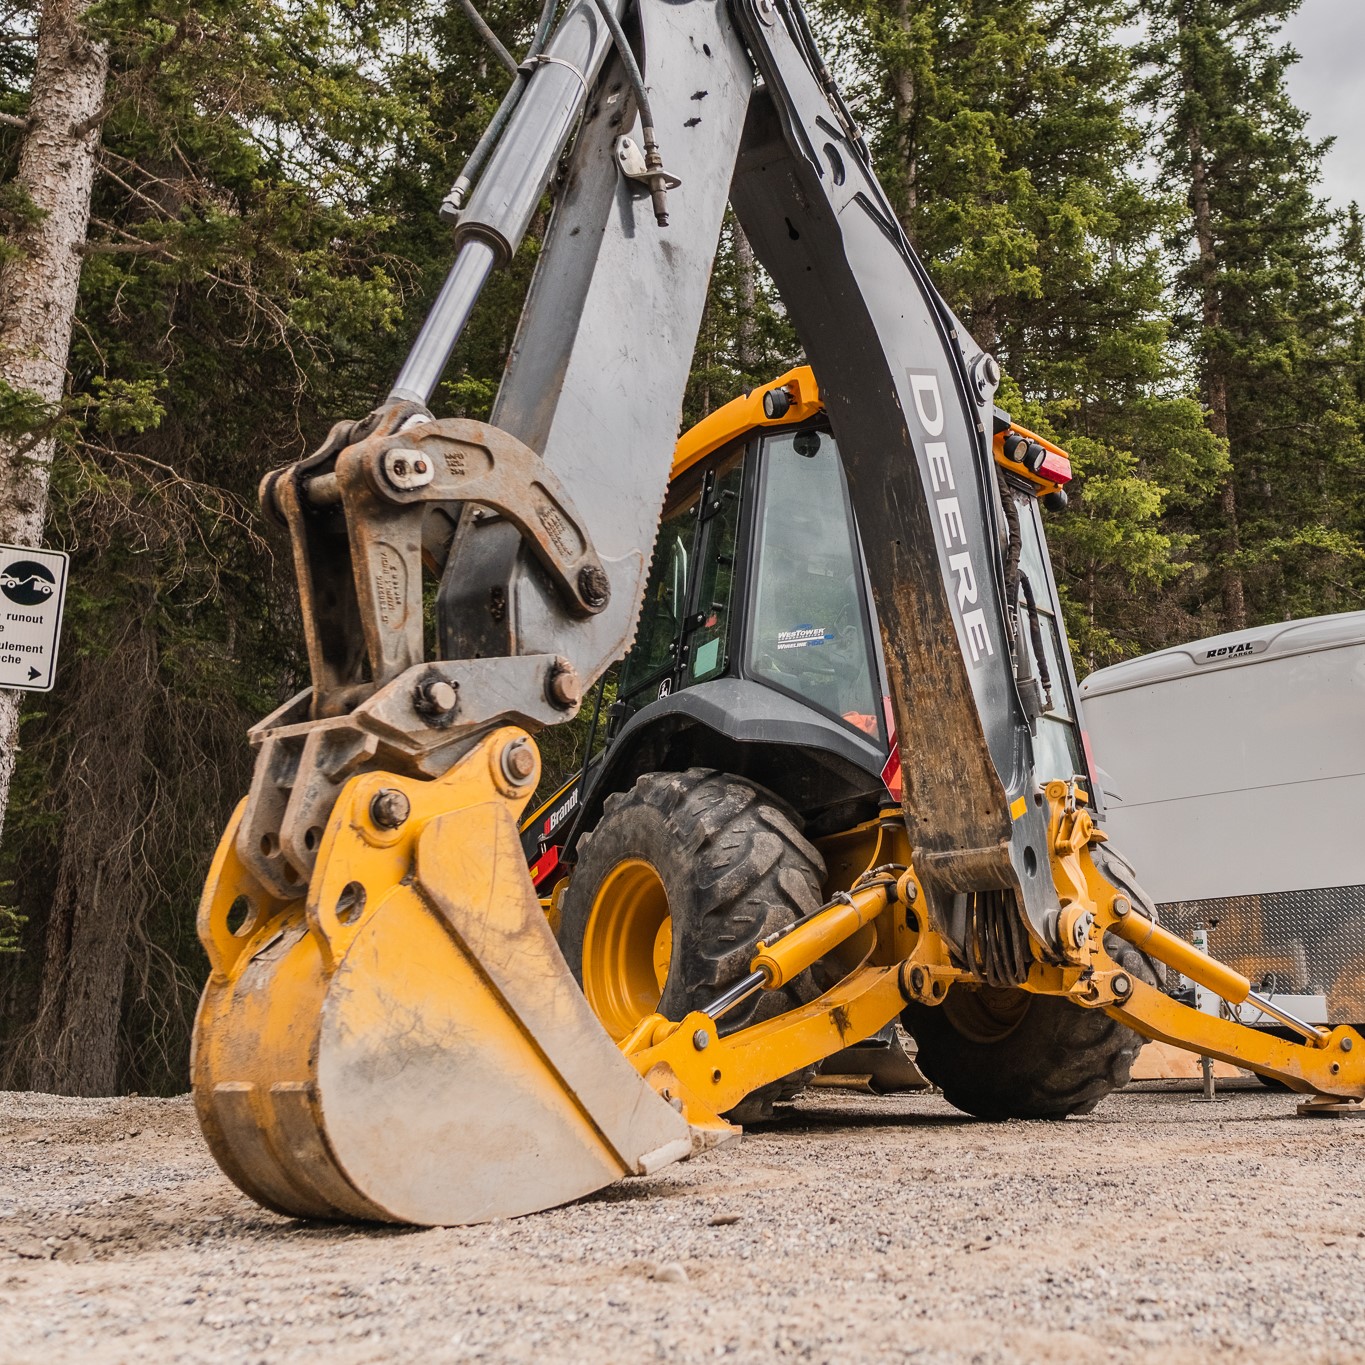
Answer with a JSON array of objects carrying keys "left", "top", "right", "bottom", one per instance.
[
  {"left": 500, "top": 739, "right": 536, "bottom": 785},
  {"left": 369, "top": 788, "right": 411, "bottom": 830}
]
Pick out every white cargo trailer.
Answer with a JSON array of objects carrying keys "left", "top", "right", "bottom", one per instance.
[{"left": 1080, "top": 611, "right": 1365, "bottom": 1027}]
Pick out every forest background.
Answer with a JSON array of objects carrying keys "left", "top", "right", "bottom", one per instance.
[{"left": 0, "top": 0, "right": 1360, "bottom": 1096}]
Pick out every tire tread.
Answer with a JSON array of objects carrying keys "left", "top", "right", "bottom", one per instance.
[{"left": 558, "top": 768, "right": 825, "bottom": 1122}]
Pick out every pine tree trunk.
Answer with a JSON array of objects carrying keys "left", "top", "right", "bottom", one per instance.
[
  {"left": 972, "top": 301, "right": 999, "bottom": 357},
  {"left": 734, "top": 223, "right": 757, "bottom": 379},
  {"left": 1180, "top": 7, "right": 1245, "bottom": 631},
  {"left": 27, "top": 601, "right": 157, "bottom": 1095},
  {"left": 0, "top": 0, "right": 107, "bottom": 852},
  {"left": 891, "top": 0, "right": 918, "bottom": 226},
  {"left": 1191, "top": 144, "right": 1246, "bottom": 630}
]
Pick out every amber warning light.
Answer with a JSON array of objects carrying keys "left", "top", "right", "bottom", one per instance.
[{"left": 1004, "top": 431, "right": 1071, "bottom": 483}]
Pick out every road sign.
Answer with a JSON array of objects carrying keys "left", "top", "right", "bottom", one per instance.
[{"left": 0, "top": 544, "right": 69, "bottom": 693}]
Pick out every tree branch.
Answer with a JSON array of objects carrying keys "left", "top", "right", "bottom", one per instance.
[{"left": 78, "top": 238, "right": 175, "bottom": 257}]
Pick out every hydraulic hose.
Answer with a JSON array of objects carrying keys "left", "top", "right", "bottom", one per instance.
[
  {"left": 441, "top": 0, "right": 562, "bottom": 220},
  {"left": 586, "top": 0, "right": 652, "bottom": 129},
  {"left": 585, "top": 0, "right": 674, "bottom": 224},
  {"left": 454, "top": 0, "right": 519, "bottom": 76}
]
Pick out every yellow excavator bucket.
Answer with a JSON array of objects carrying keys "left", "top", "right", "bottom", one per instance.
[{"left": 192, "top": 728, "right": 693, "bottom": 1225}]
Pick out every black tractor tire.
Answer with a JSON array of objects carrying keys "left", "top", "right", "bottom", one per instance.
[
  {"left": 1253, "top": 1028, "right": 1300, "bottom": 1090},
  {"left": 557, "top": 768, "right": 826, "bottom": 1123},
  {"left": 902, "top": 934, "right": 1159, "bottom": 1120}
]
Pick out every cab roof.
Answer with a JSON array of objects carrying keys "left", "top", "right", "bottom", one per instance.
[
  {"left": 670, "top": 364, "right": 1071, "bottom": 495},
  {"left": 672, "top": 366, "right": 822, "bottom": 481}
]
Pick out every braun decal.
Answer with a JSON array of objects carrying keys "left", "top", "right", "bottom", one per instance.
[
  {"left": 1197, "top": 639, "right": 1267, "bottom": 664},
  {"left": 908, "top": 370, "right": 993, "bottom": 665}
]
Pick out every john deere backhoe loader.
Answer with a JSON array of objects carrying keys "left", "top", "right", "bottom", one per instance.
[{"left": 191, "top": 0, "right": 1365, "bottom": 1227}]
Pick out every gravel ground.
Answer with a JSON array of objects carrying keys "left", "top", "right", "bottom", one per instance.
[{"left": 1, "top": 1084, "right": 1362, "bottom": 1364}]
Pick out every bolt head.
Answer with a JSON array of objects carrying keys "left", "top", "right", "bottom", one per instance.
[
  {"left": 548, "top": 661, "right": 582, "bottom": 710},
  {"left": 1342, "top": 1036, "right": 1354, "bottom": 1053},
  {"left": 501, "top": 740, "right": 536, "bottom": 784},
  {"left": 1112, "top": 896, "right": 1131, "bottom": 918},
  {"left": 369, "top": 788, "right": 411, "bottom": 830},
  {"left": 577, "top": 564, "right": 611, "bottom": 611},
  {"left": 418, "top": 680, "right": 458, "bottom": 713},
  {"left": 392, "top": 458, "right": 409, "bottom": 476},
  {"left": 971, "top": 353, "right": 1001, "bottom": 401},
  {"left": 413, "top": 677, "right": 459, "bottom": 726},
  {"left": 692, "top": 1029, "right": 710, "bottom": 1051},
  {"left": 1112, "top": 972, "right": 1132, "bottom": 998}
]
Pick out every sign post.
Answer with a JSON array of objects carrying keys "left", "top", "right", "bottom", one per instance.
[{"left": 0, "top": 544, "right": 70, "bottom": 692}]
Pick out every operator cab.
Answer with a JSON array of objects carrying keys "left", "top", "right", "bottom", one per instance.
[
  {"left": 523, "top": 366, "right": 1088, "bottom": 887},
  {"left": 616, "top": 414, "right": 883, "bottom": 744}
]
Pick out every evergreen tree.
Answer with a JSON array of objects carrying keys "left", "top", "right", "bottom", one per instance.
[
  {"left": 684, "top": 214, "right": 800, "bottom": 426},
  {"left": 1342, "top": 205, "right": 1365, "bottom": 415},
  {"left": 819, "top": 0, "right": 1225, "bottom": 664},
  {"left": 1135, "top": 0, "right": 1365, "bottom": 629},
  {"left": 0, "top": 0, "right": 460, "bottom": 1094}
]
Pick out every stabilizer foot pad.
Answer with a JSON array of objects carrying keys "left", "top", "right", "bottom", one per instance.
[{"left": 1297, "top": 1096, "right": 1365, "bottom": 1119}]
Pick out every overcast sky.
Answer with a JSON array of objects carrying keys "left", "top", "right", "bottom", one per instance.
[{"left": 1283, "top": 0, "right": 1365, "bottom": 209}]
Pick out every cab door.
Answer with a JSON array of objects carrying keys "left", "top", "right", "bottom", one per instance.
[{"left": 614, "top": 446, "right": 748, "bottom": 718}]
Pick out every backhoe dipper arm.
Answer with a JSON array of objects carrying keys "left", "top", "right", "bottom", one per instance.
[
  {"left": 437, "top": 0, "right": 1057, "bottom": 959},
  {"left": 727, "top": 1, "right": 1052, "bottom": 948}
]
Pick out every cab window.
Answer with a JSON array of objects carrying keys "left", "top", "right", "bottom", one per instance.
[
  {"left": 617, "top": 485, "right": 699, "bottom": 705},
  {"left": 1014, "top": 494, "right": 1084, "bottom": 782},
  {"left": 687, "top": 456, "right": 743, "bottom": 684},
  {"left": 747, "top": 429, "right": 881, "bottom": 739}
]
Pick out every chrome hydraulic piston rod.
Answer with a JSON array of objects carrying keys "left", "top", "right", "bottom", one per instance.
[{"left": 388, "top": 0, "right": 625, "bottom": 405}]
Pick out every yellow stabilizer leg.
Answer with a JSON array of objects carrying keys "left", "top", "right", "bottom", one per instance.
[
  {"left": 192, "top": 728, "right": 691, "bottom": 1226},
  {"left": 1106, "top": 977, "right": 1365, "bottom": 1098}
]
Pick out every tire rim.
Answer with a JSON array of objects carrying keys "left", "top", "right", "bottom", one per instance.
[
  {"left": 942, "top": 984, "right": 1032, "bottom": 1044},
  {"left": 583, "top": 859, "right": 673, "bottom": 1040}
]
